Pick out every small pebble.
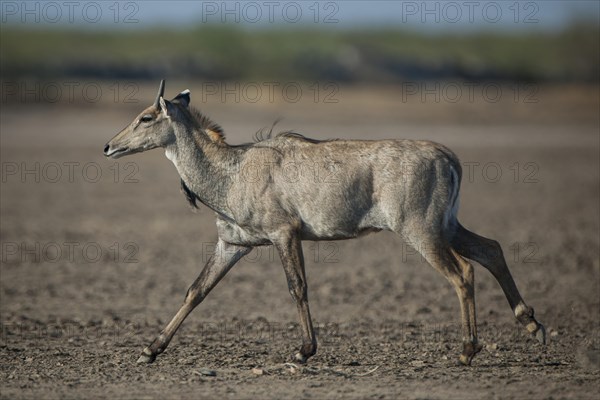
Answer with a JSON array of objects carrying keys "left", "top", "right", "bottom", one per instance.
[
  {"left": 487, "top": 343, "right": 498, "bottom": 351},
  {"left": 198, "top": 368, "right": 216, "bottom": 377}
]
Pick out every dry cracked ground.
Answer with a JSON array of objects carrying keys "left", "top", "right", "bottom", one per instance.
[{"left": 1, "top": 84, "right": 599, "bottom": 399}]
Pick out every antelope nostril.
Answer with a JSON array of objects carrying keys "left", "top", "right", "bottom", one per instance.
[{"left": 104, "top": 144, "right": 110, "bottom": 154}]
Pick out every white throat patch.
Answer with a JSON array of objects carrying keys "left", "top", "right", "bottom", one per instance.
[{"left": 165, "top": 148, "right": 178, "bottom": 169}]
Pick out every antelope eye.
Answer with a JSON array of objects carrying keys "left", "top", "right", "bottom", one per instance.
[{"left": 140, "top": 114, "right": 154, "bottom": 123}]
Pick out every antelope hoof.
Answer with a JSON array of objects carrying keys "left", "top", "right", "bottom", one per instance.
[
  {"left": 137, "top": 348, "right": 156, "bottom": 364},
  {"left": 459, "top": 342, "right": 483, "bottom": 366},
  {"left": 293, "top": 343, "right": 316, "bottom": 364},
  {"left": 294, "top": 352, "right": 308, "bottom": 364},
  {"left": 535, "top": 323, "right": 546, "bottom": 345},
  {"left": 526, "top": 320, "right": 546, "bottom": 345}
]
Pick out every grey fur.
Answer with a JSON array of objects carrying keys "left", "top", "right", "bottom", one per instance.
[{"left": 104, "top": 81, "right": 546, "bottom": 366}]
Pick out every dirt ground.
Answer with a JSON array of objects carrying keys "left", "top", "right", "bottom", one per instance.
[{"left": 1, "top": 84, "right": 599, "bottom": 399}]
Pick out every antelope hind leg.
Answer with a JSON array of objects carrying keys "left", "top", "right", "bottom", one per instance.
[{"left": 451, "top": 223, "right": 546, "bottom": 345}]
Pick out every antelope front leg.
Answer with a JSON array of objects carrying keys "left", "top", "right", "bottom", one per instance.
[
  {"left": 137, "top": 240, "right": 251, "bottom": 364},
  {"left": 274, "top": 233, "right": 317, "bottom": 363}
]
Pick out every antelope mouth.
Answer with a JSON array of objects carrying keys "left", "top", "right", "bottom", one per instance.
[
  {"left": 104, "top": 143, "right": 159, "bottom": 158},
  {"left": 104, "top": 145, "right": 132, "bottom": 159}
]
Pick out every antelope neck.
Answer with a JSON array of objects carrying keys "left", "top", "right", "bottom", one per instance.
[{"left": 165, "top": 125, "right": 240, "bottom": 218}]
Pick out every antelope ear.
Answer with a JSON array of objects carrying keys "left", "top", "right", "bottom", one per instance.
[
  {"left": 172, "top": 89, "right": 191, "bottom": 108},
  {"left": 159, "top": 97, "right": 171, "bottom": 117}
]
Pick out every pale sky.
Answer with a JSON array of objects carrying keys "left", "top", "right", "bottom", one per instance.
[{"left": 2, "top": 1, "right": 598, "bottom": 32}]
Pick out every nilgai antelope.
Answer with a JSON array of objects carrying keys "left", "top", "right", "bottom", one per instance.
[{"left": 104, "top": 80, "right": 546, "bottom": 366}]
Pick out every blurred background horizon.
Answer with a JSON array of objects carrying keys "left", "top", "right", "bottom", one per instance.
[{"left": 2, "top": 0, "right": 599, "bottom": 85}]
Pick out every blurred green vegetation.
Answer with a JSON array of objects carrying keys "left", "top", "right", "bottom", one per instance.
[{"left": 1, "top": 24, "right": 598, "bottom": 82}]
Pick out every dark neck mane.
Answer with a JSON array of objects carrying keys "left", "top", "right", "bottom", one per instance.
[{"left": 189, "top": 107, "right": 226, "bottom": 144}]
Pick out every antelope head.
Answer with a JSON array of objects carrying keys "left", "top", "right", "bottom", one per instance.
[{"left": 104, "top": 80, "right": 190, "bottom": 158}]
